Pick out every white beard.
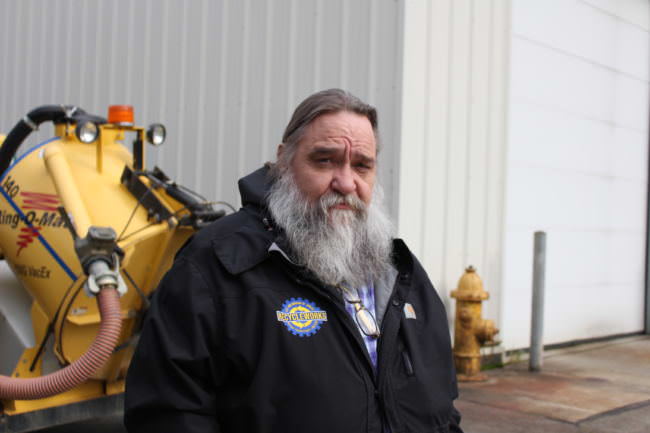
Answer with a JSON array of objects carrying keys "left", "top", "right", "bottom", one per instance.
[{"left": 266, "top": 171, "right": 394, "bottom": 289}]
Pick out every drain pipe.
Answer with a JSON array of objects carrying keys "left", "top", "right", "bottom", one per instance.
[{"left": 529, "top": 231, "right": 546, "bottom": 372}]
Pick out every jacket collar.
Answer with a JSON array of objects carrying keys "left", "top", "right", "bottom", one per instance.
[
  {"left": 211, "top": 164, "right": 277, "bottom": 275},
  {"left": 237, "top": 164, "right": 274, "bottom": 209},
  {"left": 211, "top": 223, "right": 275, "bottom": 275}
]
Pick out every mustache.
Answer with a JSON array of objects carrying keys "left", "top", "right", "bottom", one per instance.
[{"left": 318, "top": 192, "right": 366, "bottom": 213}]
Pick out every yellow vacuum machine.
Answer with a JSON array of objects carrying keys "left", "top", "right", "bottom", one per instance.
[{"left": 0, "top": 105, "right": 224, "bottom": 431}]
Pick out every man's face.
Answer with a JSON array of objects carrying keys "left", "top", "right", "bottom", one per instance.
[{"left": 282, "top": 111, "right": 377, "bottom": 210}]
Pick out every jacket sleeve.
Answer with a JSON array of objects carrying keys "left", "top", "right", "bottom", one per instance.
[
  {"left": 448, "top": 323, "right": 464, "bottom": 432},
  {"left": 124, "top": 257, "right": 223, "bottom": 432},
  {"left": 449, "top": 404, "right": 464, "bottom": 433}
]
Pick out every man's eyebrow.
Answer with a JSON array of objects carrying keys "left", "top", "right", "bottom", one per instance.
[
  {"left": 354, "top": 153, "right": 376, "bottom": 165},
  {"left": 308, "top": 146, "right": 341, "bottom": 157},
  {"left": 307, "top": 146, "right": 376, "bottom": 164}
]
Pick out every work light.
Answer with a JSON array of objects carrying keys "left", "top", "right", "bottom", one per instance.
[
  {"left": 75, "top": 120, "right": 100, "bottom": 143},
  {"left": 146, "top": 123, "right": 166, "bottom": 146}
]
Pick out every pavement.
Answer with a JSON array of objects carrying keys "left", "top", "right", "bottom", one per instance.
[
  {"left": 457, "top": 334, "right": 650, "bottom": 433},
  {"left": 31, "top": 335, "right": 650, "bottom": 432}
]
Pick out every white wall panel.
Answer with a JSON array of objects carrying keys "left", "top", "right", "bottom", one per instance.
[
  {"left": 513, "top": 0, "right": 649, "bottom": 80},
  {"left": 581, "top": 0, "right": 650, "bottom": 31},
  {"left": 503, "top": 0, "right": 649, "bottom": 349},
  {"left": 0, "top": 0, "right": 402, "bottom": 215},
  {"left": 397, "top": 0, "right": 512, "bottom": 325},
  {"left": 511, "top": 38, "right": 649, "bottom": 132}
]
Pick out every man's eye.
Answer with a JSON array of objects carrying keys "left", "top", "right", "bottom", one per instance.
[
  {"left": 354, "top": 163, "right": 372, "bottom": 172},
  {"left": 316, "top": 158, "right": 332, "bottom": 165}
]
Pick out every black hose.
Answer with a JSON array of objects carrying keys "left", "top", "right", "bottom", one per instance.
[{"left": 0, "top": 105, "right": 92, "bottom": 176}]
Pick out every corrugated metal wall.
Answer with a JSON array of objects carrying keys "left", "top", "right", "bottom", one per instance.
[
  {"left": 396, "top": 0, "right": 511, "bottom": 324},
  {"left": 0, "top": 0, "right": 402, "bottom": 213}
]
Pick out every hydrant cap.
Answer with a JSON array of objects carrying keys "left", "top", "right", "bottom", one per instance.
[{"left": 454, "top": 265, "right": 489, "bottom": 300}]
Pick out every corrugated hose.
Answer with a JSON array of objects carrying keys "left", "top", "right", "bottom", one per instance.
[{"left": 0, "top": 287, "right": 122, "bottom": 400}]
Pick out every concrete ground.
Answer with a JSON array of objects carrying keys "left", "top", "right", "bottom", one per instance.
[{"left": 457, "top": 335, "right": 650, "bottom": 433}]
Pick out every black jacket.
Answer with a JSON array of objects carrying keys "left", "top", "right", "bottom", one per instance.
[{"left": 124, "top": 167, "right": 462, "bottom": 433}]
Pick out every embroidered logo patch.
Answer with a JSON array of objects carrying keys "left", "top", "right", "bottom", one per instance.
[{"left": 276, "top": 297, "right": 328, "bottom": 337}]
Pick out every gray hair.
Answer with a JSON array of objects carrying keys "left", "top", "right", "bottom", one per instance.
[{"left": 272, "top": 88, "right": 379, "bottom": 177}]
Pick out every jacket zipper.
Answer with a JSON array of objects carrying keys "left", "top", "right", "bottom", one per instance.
[
  {"left": 376, "top": 291, "right": 401, "bottom": 433},
  {"left": 308, "top": 279, "right": 379, "bottom": 383},
  {"left": 401, "top": 350, "right": 414, "bottom": 376},
  {"left": 376, "top": 271, "right": 414, "bottom": 433},
  {"left": 272, "top": 250, "right": 404, "bottom": 431}
]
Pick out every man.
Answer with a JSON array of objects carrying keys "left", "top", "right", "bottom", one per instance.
[{"left": 124, "top": 89, "right": 462, "bottom": 432}]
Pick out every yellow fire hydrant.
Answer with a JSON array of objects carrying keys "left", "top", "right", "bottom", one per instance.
[{"left": 450, "top": 266, "right": 499, "bottom": 381}]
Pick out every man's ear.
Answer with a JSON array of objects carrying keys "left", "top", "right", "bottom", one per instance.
[{"left": 276, "top": 143, "right": 285, "bottom": 161}]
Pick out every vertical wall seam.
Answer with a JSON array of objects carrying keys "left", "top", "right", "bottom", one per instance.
[
  {"left": 366, "top": 0, "right": 377, "bottom": 100},
  {"left": 216, "top": 0, "right": 229, "bottom": 199},
  {"left": 261, "top": 1, "right": 274, "bottom": 163},
  {"left": 0, "top": 0, "right": 11, "bottom": 125},
  {"left": 11, "top": 1, "right": 23, "bottom": 118},
  {"left": 157, "top": 0, "right": 170, "bottom": 169},
  {"left": 483, "top": 0, "right": 495, "bottom": 278},
  {"left": 10, "top": 0, "right": 22, "bottom": 116},
  {"left": 175, "top": 1, "right": 189, "bottom": 182},
  {"left": 339, "top": 0, "right": 349, "bottom": 89},
  {"left": 142, "top": 0, "right": 153, "bottom": 127},
  {"left": 78, "top": 1, "right": 89, "bottom": 105},
  {"left": 313, "top": 0, "right": 323, "bottom": 90},
  {"left": 108, "top": 1, "right": 119, "bottom": 104},
  {"left": 11, "top": 1, "right": 25, "bottom": 116},
  {"left": 420, "top": 0, "right": 433, "bottom": 264},
  {"left": 441, "top": 0, "right": 455, "bottom": 288},
  {"left": 286, "top": 0, "right": 297, "bottom": 114},
  {"left": 37, "top": 2, "right": 48, "bottom": 110},
  {"left": 91, "top": 1, "right": 103, "bottom": 112},
  {"left": 194, "top": 0, "right": 209, "bottom": 189},
  {"left": 392, "top": 0, "right": 407, "bottom": 220},
  {"left": 238, "top": 0, "right": 251, "bottom": 179},
  {"left": 50, "top": 3, "right": 61, "bottom": 103},
  {"left": 63, "top": 0, "right": 73, "bottom": 103},
  {"left": 497, "top": 0, "right": 513, "bottom": 333},
  {"left": 463, "top": 0, "right": 475, "bottom": 266},
  {"left": 23, "top": 0, "right": 34, "bottom": 109},
  {"left": 125, "top": 0, "right": 136, "bottom": 103}
]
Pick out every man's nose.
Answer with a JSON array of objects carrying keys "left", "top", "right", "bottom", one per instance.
[{"left": 331, "top": 166, "right": 356, "bottom": 196}]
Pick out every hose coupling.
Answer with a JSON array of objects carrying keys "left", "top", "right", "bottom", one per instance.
[
  {"left": 68, "top": 225, "right": 127, "bottom": 297},
  {"left": 85, "top": 256, "right": 127, "bottom": 296}
]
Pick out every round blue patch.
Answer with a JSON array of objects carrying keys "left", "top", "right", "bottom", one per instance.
[{"left": 276, "top": 297, "right": 328, "bottom": 337}]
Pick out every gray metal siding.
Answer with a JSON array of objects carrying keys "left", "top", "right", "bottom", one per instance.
[{"left": 0, "top": 0, "right": 402, "bottom": 212}]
